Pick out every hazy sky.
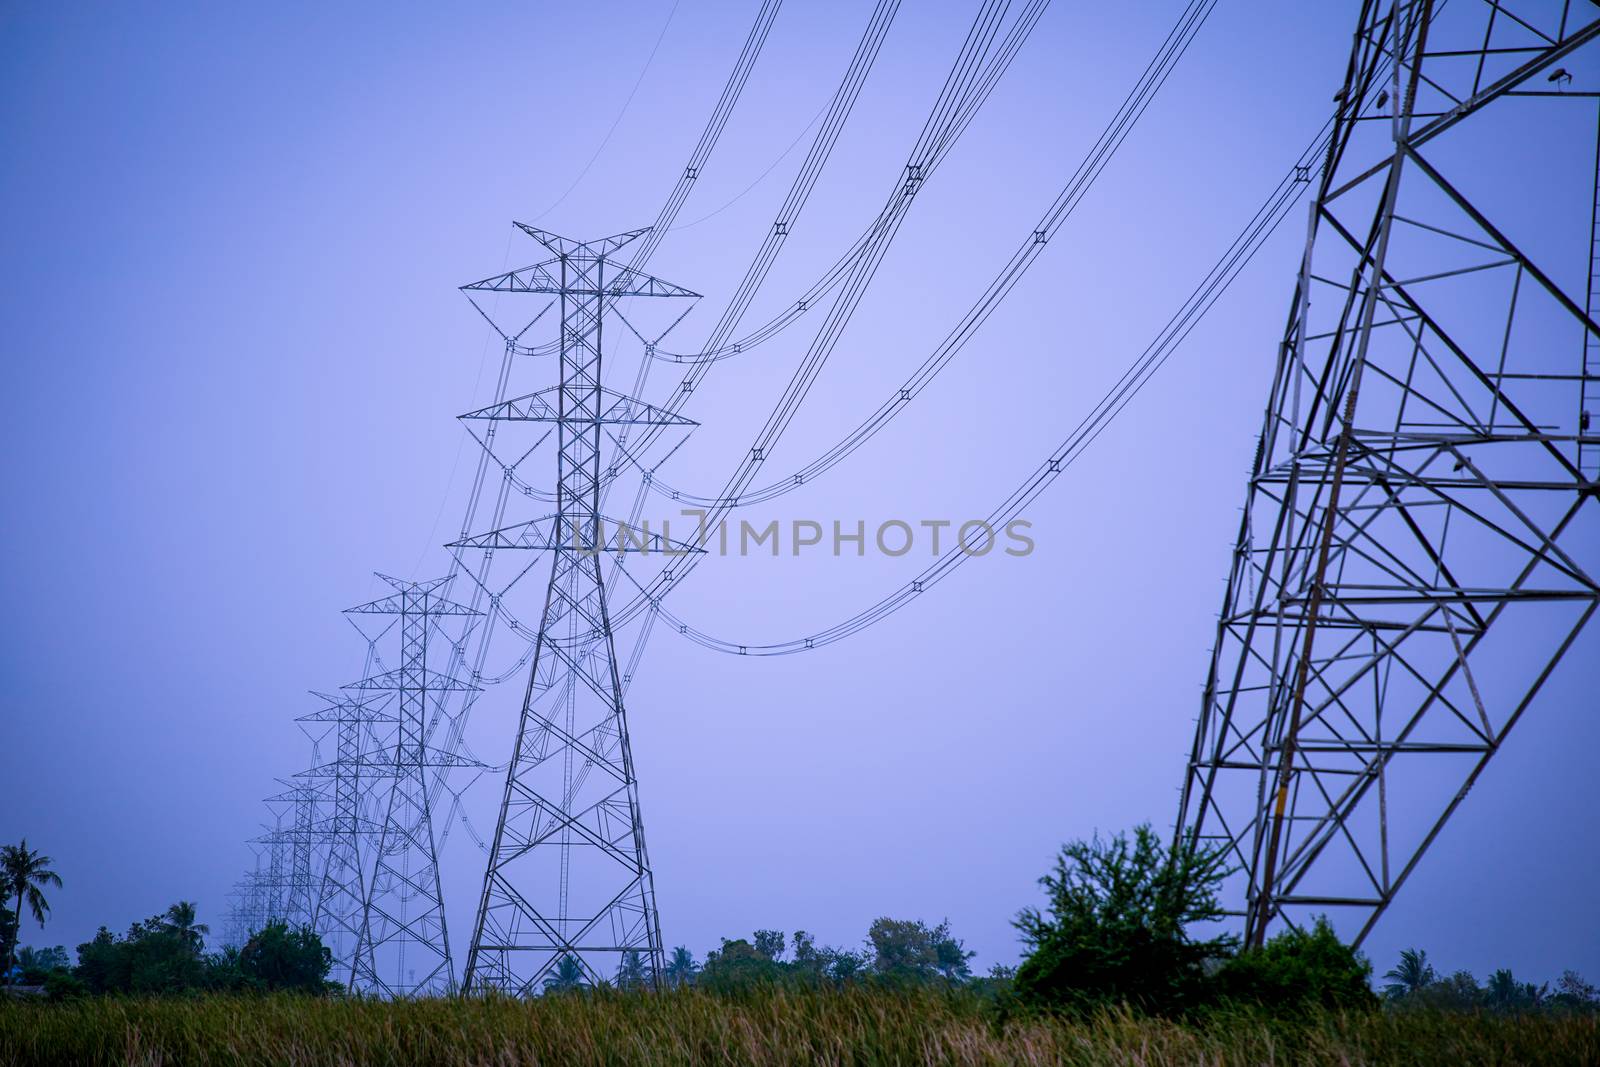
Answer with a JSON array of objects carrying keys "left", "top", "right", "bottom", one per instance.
[{"left": 3, "top": 0, "right": 1595, "bottom": 985}]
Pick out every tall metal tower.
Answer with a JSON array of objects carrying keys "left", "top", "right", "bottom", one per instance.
[
  {"left": 264, "top": 779, "right": 321, "bottom": 928},
  {"left": 344, "top": 574, "right": 482, "bottom": 996},
  {"left": 225, "top": 850, "right": 271, "bottom": 947},
  {"left": 248, "top": 822, "right": 290, "bottom": 928},
  {"left": 296, "top": 691, "right": 396, "bottom": 987},
  {"left": 1177, "top": 1, "right": 1600, "bottom": 948},
  {"left": 457, "top": 226, "right": 699, "bottom": 993}
]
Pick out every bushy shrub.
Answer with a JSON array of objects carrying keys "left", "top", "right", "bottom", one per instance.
[
  {"left": 1011, "top": 825, "right": 1234, "bottom": 1017},
  {"left": 237, "top": 922, "right": 334, "bottom": 994},
  {"left": 1214, "top": 917, "right": 1376, "bottom": 1013},
  {"left": 42, "top": 969, "right": 86, "bottom": 1001}
]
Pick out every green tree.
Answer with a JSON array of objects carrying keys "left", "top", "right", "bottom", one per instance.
[
  {"left": 820, "top": 945, "right": 871, "bottom": 983},
  {"left": 237, "top": 922, "right": 332, "bottom": 993},
  {"left": 1012, "top": 824, "right": 1232, "bottom": 1016},
  {"left": 0, "top": 904, "right": 16, "bottom": 981},
  {"left": 72, "top": 914, "right": 205, "bottom": 995},
  {"left": 1, "top": 841, "right": 61, "bottom": 983},
  {"left": 1421, "top": 969, "right": 1484, "bottom": 1011},
  {"left": 16, "top": 945, "right": 70, "bottom": 984},
  {"left": 73, "top": 927, "right": 127, "bottom": 994},
  {"left": 867, "top": 918, "right": 974, "bottom": 983},
  {"left": 664, "top": 945, "right": 699, "bottom": 988},
  {"left": 1485, "top": 968, "right": 1546, "bottom": 1013},
  {"left": 1382, "top": 948, "right": 1436, "bottom": 1002},
  {"left": 699, "top": 937, "right": 781, "bottom": 990},
  {"left": 161, "top": 901, "right": 209, "bottom": 956},
  {"left": 542, "top": 953, "right": 587, "bottom": 994},
  {"left": 752, "top": 929, "right": 786, "bottom": 962},
  {"left": 1555, "top": 970, "right": 1598, "bottom": 1010},
  {"left": 1214, "top": 917, "right": 1375, "bottom": 1013},
  {"left": 615, "top": 949, "right": 650, "bottom": 989}
]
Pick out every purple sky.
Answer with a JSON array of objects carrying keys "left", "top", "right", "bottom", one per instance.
[{"left": 3, "top": 1, "right": 1595, "bottom": 984}]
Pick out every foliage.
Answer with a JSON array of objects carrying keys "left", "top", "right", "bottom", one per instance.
[
  {"left": 236, "top": 922, "right": 334, "bottom": 994},
  {"left": 542, "top": 954, "right": 587, "bottom": 994},
  {"left": 2, "top": 986, "right": 1600, "bottom": 1066},
  {"left": 698, "top": 938, "right": 785, "bottom": 990},
  {"left": 15, "top": 946, "right": 71, "bottom": 985},
  {"left": 1417, "top": 969, "right": 1487, "bottom": 1012},
  {"left": 1556, "top": 970, "right": 1600, "bottom": 1012},
  {"left": 752, "top": 930, "right": 786, "bottom": 962},
  {"left": 1379, "top": 949, "right": 1597, "bottom": 1017},
  {"left": 1011, "top": 824, "right": 1233, "bottom": 1017},
  {"left": 74, "top": 917, "right": 205, "bottom": 995},
  {"left": 663, "top": 946, "right": 699, "bottom": 989},
  {"left": 41, "top": 968, "right": 87, "bottom": 1002},
  {"left": 695, "top": 921, "right": 957, "bottom": 992},
  {"left": 614, "top": 950, "right": 650, "bottom": 990},
  {"left": 161, "top": 901, "right": 209, "bottom": 956},
  {"left": 791, "top": 930, "right": 869, "bottom": 984},
  {"left": 0, "top": 905, "right": 16, "bottom": 982},
  {"left": 1383, "top": 947, "right": 1436, "bottom": 1001},
  {"left": 72, "top": 911, "right": 331, "bottom": 996},
  {"left": 2, "top": 841, "right": 61, "bottom": 983},
  {"left": 1485, "top": 967, "right": 1548, "bottom": 1013},
  {"left": 1213, "top": 917, "right": 1376, "bottom": 1013},
  {"left": 868, "top": 918, "right": 974, "bottom": 982}
]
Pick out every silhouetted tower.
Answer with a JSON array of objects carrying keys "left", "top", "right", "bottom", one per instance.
[
  {"left": 455, "top": 226, "right": 700, "bottom": 993},
  {"left": 249, "top": 821, "right": 291, "bottom": 927},
  {"left": 296, "top": 690, "right": 396, "bottom": 987},
  {"left": 1177, "top": 0, "right": 1600, "bottom": 948},
  {"left": 264, "top": 778, "right": 321, "bottom": 928},
  {"left": 343, "top": 574, "right": 482, "bottom": 996},
  {"left": 226, "top": 850, "right": 270, "bottom": 947}
]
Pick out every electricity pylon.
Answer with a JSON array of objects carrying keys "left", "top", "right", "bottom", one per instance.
[
  {"left": 226, "top": 849, "right": 271, "bottom": 947},
  {"left": 264, "top": 778, "right": 321, "bottom": 928},
  {"left": 295, "top": 690, "right": 396, "bottom": 987},
  {"left": 457, "top": 226, "right": 700, "bottom": 994},
  {"left": 342, "top": 574, "right": 483, "bottom": 996},
  {"left": 1177, "top": 0, "right": 1600, "bottom": 948}
]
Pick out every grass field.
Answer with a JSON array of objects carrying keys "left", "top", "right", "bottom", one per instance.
[{"left": 3, "top": 987, "right": 1598, "bottom": 1066}]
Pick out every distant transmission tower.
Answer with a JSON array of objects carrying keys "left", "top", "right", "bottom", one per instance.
[
  {"left": 1178, "top": 0, "right": 1599, "bottom": 948},
  {"left": 264, "top": 778, "right": 321, "bottom": 928},
  {"left": 250, "top": 819, "right": 292, "bottom": 928},
  {"left": 344, "top": 574, "right": 482, "bottom": 996},
  {"left": 457, "top": 226, "right": 700, "bottom": 993},
  {"left": 296, "top": 690, "right": 396, "bottom": 987}
]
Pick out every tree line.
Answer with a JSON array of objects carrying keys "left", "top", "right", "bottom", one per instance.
[{"left": 5, "top": 829, "right": 1597, "bottom": 1018}]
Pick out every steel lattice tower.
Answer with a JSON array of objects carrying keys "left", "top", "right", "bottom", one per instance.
[
  {"left": 264, "top": 779, "right": 321, "bottom": 928},
  {"left": 1177, "top": 0, "right": 1600, "bottom": 948},
  {"left": 295, "top": 691, "right": 396, "bottom": 986},
  {"left": 456, "top": 226, "right": 699, "bottom": 993},
  {"left": 343, "top": 574, "right": 482, "bottom": 996}
]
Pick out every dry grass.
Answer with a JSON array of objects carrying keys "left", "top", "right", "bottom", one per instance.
[{"left": 2, "top": 986, "right": 1596, "bottom": 1066}]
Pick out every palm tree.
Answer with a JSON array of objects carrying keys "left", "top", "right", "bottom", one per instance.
[
  {"left": 664, "top": 945, "right": 699, "bottom": 989},
  {"left": 163, "top": 901, "right": 210, "bottom": 955},
  {"left": 1382, "top": 947, "right": 1435, "bottom": 1001},
  {"left": 542, "top": 953, "right": 587, "bottom": 994},
  {"left": 615, "top": 949, "right": 650, "bottom": 990},
  {"left": 2, "top": 841, "right": 61, "bottom": 984}
]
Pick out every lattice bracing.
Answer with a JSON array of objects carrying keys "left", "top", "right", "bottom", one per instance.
[
  {"left": 1176, "top": 0, "right": 1600, "bottom": 948},
  {"left": 463, "top": 228, "right": 697, "bottom": 994},
  {"left": 343, "top": 575, "right": 483, "bottom": 996}
]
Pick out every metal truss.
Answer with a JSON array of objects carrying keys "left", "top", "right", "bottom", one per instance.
[
  {"left": 294, "top": 691, "right": 395, "bottom": 987},
  {"left": 342, "top": 575, "right": 483, "bottom": 996},
  {"left": 225, "top": 848, "right": 271, "bottom": 948},
  {"left": 263, "top": 779, "right": 321, "bottom": 928},
  {"left": 460, "top": 227, "right": 699, "bottom": 994},
  {"left": 247, "top": 820, "right": 292, "bottom": 929},
  {"left": 1177, "top": 0, "right": 1600, "bottom": 948}
]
